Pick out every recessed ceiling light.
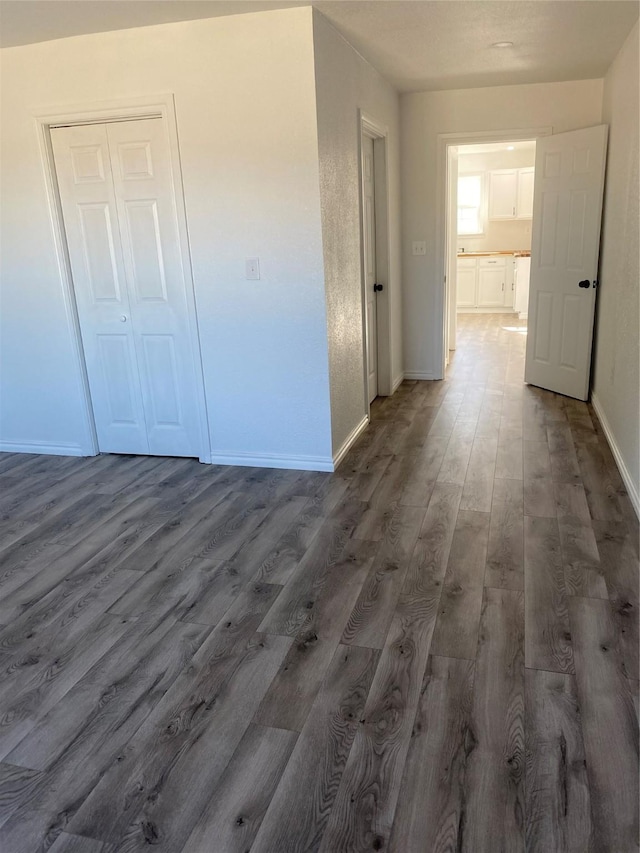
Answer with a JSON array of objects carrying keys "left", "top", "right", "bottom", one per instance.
[
  {"left": 507, "top": 145, "right": 515, "bottom": 150},
  {"left": 492, "top": 41, "right": 514, "bottom": 48}
]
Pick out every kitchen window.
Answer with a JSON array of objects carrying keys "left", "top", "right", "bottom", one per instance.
[{"left": 458, "top": 173, "right": 484, "bottom": 235}]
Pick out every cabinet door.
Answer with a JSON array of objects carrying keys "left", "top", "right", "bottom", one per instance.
[
  {"left": 489, "top": 170, "right": 517, "bottom": 219},
  {"left": 477, "top": 266, "right": 506, "bottom": 307},
  {"left": 456, "top": 265, "right": 477, "bottom": 307},
  {"left": 503, "top": 258, "right": 515, "bottom": 308},
  {"left": 514, "top": 256, "right": 531, "bottom": 314},
  {"left": 517, "top": 168, "right": 534, "bottom": 219}
]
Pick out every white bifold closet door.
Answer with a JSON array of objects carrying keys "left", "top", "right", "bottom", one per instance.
[{"left": 51, "top": 119, "right": 202, "bottom": 457}]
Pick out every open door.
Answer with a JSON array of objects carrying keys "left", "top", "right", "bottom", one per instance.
[{"left": 525, "top": 124, "right": 608, "bottom": 400}]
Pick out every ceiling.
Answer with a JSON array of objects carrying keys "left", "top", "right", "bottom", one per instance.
[{"left": 0, "top": 0, "right": 638, "bottom": 92}]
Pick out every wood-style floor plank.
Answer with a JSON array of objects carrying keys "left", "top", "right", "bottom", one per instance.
[
  {"left": 485, "top": 478, "right": 524, "bottom": 590},
  {"left": 524, "top": 516, "right": 575, "bottom": 674},
  {"left": 317, "top": 484, "right": 461, "bottom": 852},
  {"left": 255, "top": 535, "right": 376, "bottom": 731},
  {"left": 388, "top": 655, "right": 475, "bottom": 853},
  {"left": 340, "top": 505, "right": 425, "bottom": 649},
  {"left": 67, "top": 631, "right": 292, "bottom": 851},
  {"left": 460, "top": 437, "right": 498, "bottom": 512},
  {"left": 0, "top": 761, "right": 44, "bottom": 830},
  {"left": 568, "top": 596, "right": 639, "bottom": 853},
  {"left": 430, "top": 509, "right": 490, "bottom": 660},
  {"left": 48, "top": 834, "right": 116, "bottom": 852},
  {"left": 5, "top": 618, "right": 208, "bottom": 772},
  {"left": 592, "top": 519, "right": 639, "bottom": 684},
  {"left": 251, "top": 644, "right": 379, "bottom": 853},
  {"left": 525, "top": 669, "right": 593, "bottom": 852},
  {"left": 461, "top": 587, "right": 525, "bottom": 853},
  {"left": 180, "top": 723, "right": 298, "bottom": 853}
]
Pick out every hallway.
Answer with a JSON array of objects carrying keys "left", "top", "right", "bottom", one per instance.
[{"left": 0, "top": 313, "right": 637, "bottom": 852}]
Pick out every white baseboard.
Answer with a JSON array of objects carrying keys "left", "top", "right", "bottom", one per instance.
[
  {"left": 0, "top": 440, "right": 85, "bottom": 457},
  {"left": 404, "top": 371, "right": 437, "bottom": 381},
  {"left": 391, "top": 373, "right": 404, "bottom": 394},
  {"left": 591, "top": 393, "right": 640, "bottom": 519},
  {"left": 210, "top": 450, "right": 335, "bottom": 472},
  {"left": 332, "top": 415, "right": 369, "bottom": 470}
]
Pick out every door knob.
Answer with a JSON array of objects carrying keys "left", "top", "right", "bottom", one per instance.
[
  {"left": 578, "top": 280, "right": 590, "bottom": 288},
  {"left": 120, "top": 315, "right": 128, "bottom": 322},
  {"left": 373, "top": 283, "right": 384, "bottom": 292}
]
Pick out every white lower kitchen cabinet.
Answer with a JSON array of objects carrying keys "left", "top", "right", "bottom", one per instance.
[
  {"left": 478, "top": 258, "right": 508, "bottom": 307},
  {"left": 514, "top": 256, "right": 531, "bottom": 317},
  {"left": 457, "top": 258, "right": 477, "bottom": 307},
  {"left": 456, "top": 255, "right": 515, "bottom": 311}
]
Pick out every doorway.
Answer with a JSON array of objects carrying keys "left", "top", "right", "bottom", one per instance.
[
  {"left": 359, "top": 113, "right": 392, "bottom": 409},
  {"left": 362, "top": 131, "right": 379, "bottom": 403},
  {"left": 46, "top": 110, "right": 208, "bottom": 460},
  {"left": 446, "top": 138, "right": 537, "bottom": 366},
  {"left": 441, "top": 124, "right": 609, "bottom": 402}
]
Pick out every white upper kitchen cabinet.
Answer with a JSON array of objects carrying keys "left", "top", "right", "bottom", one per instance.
[
  {"left": 488, "top": 169, "right": 518, "bottom": 219},
  {"left": 516, "top": 168, "right": 535, "bottom": 219},
  {"left": 489, "top": 167, "right": 534, "bottom": 220}
]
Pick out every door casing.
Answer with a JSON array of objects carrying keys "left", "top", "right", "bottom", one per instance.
[
  {"left": 437, "top": 126, "right": 552, "bottom": 380},
  {"left": 359, "top": 111, "right": 392, "bottom": 417},
  {"left": 34, "top": 94, "right": 211, "bottom": 462}
]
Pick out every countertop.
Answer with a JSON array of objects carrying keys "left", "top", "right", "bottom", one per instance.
[{"left": 457, "top": 250, "right": 531, "bottom": 258}]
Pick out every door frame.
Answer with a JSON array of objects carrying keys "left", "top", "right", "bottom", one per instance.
[
  {"left": 33, "top": 94, "right": 212, "bottom": 462},
  {"left": 358, "top": 111, "right": 392, "bottom": 414},
  {"left": 436, "top": 126, "right": 552, "bottom": 379}
]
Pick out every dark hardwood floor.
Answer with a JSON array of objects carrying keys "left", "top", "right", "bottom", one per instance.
[{"left": 0, "top": 313, "right": 638, "bottom": 852}]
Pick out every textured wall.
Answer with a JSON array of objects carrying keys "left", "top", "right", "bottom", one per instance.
[
  {"left": 592, "top": 21, "right": 639, "bottom": 506},
  {"left": 401, "top": 78, "right": 604, "bottom": 378},
  {"left": 0, "top": 9, "right": 335, "bottom": 466},
  {"left": 312, "top": 10, "right": 402, "bottom": 456}
]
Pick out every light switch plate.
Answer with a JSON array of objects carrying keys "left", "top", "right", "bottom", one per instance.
[
  {"left": 412, "top": 241, "right": 426, "bottom": 256},
  {"left": 245, "top": 258, "right": 260, "bottom": 280}
]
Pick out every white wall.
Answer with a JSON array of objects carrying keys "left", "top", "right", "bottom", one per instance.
[
  {"left": 0, "top": 8, "right": 335, "bottom": 467},
  {"left": 401, "top": 79, "right": 604, "bottom": 378},
  {"left": 312, "top": 10, "right": 402, "bottom": 456},
  {"left": 458, "top": 148, "right": 535, "bottom": 253},
  {"left": 592, "top": 21, "right": 640, "bottom": 511}
]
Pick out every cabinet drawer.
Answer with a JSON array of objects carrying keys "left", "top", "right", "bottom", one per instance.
[
  {"left": 457, "top": 257, "right": 477, "bottom": 269},
  {"left": 478, "top": 256, "right": 506, "bottom": 269}
]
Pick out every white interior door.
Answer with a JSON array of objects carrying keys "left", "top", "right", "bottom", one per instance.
[
  {"left": 52, "top": 118, "right": 202, "bottom": 457},
  {"left": 362, "top": 133, "right": 378, "bottom": 403},
  {"left": 525, "top": 125, "right": 608, "bottom": 401}
]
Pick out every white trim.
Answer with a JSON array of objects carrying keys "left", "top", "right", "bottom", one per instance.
[
  {"left": 0, "top": 441, "right": 84, "bottom": 457},
  {"left": 33, "top": 93, "right": 212, "bottom": 464},
  {"left": 404, "top": 371, "right": 438, "bottom": 381},
  {"left": 436, "top": 126, "right": 552, "bottom": 381},
  {"left": 392, "top": 373, "right": 405, "bottom": 393},
  {"left": 359, "top": 110, "right": 393, "bottom": 410},
  {"left": 591, "top": 393, "right": 640, "bottom": 519},
  {"left": 333, "top": 415, "right": 370, "bottom": 470},
  {"left": 210, "top": 451, "right": 335, "bottom": 473}
]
